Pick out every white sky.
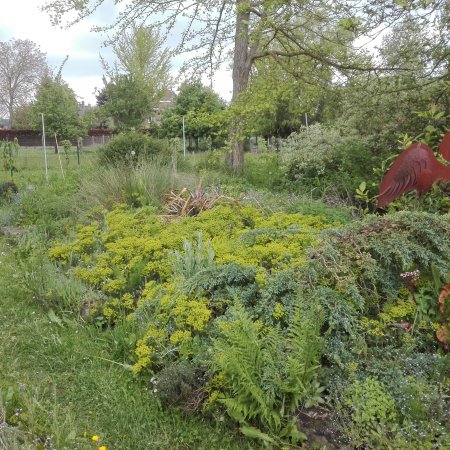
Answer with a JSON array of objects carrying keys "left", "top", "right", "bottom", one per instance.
[{"left": 0, "top": 0, "right": 233, "bottom": 106}]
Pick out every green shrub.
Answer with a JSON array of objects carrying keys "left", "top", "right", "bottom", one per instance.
[
  {"left": 306, "top": 211, "right": 449, "bottom": 367},
  {"left": 14, "top": 230, "right": 102, "bottom": 315},
  {"left": 306, "top": 211, "right": 450, "bottom": 447},
  {"left": 45, "top": 199, "right": 449, "bottom": 447},
  {"left": 343, "top": 377, "right": 398, "bottom": 447},
  {"left": 99, "top": 131, "right": 171, "bottom": 165},
  {"left": 280, "top": 124, "right": 377, "bottom": 196}
]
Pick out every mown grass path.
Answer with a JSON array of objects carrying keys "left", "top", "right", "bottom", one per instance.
[{"left": 0, "top": 237, "right": 246, "bottom": 450}]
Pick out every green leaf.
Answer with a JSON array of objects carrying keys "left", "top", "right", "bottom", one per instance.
[
  {"left": 240, "top": 425, "right": 276, "bottom": 443},
  {"left": 279, "top": 419, "right": 307, "bottom": 443},
  {"left": 6, "top": 386, "right": 14, "bottom": 401}
]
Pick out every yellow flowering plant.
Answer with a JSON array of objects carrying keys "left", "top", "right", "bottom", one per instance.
[
  {"left": 48, "top": 203, "right": 338, "bottom": 375},
  {"left": 49, "top": 204, "right": 332, "bottom": 323}
]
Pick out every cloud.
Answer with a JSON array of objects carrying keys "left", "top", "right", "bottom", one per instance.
[{"left": 65, "top": 75, "right": 104, "bottom": 105}]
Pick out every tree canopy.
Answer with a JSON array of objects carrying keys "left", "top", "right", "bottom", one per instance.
[
  {"left": 31, "top": 75, "right": 85, "bottom": 139},
  {"left": 159, "top": 81, "right": 227, "bottom": 150},
  {"left": 101, "top": 24, "right": 171, "bottom": 103},
  {"left": 0, "top": 38, "right": 49, "bottom": 127},
  {"left": 99, "top": 24, "right": 172, "bottom": 130},
  {"left": 97, "top": 74, "right": 154, "bottom": 130}
]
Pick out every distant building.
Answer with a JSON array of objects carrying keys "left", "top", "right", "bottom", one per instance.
[
  {"left": 147, "top": 90, "right": 177, "bottom": 126},
  {"left": 0, "top": 119, "right": 9, "bottom": 129}
]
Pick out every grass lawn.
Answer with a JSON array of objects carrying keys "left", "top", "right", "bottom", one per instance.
[{"left": 10, "top": 146, "right": 98, "bottom": 180}]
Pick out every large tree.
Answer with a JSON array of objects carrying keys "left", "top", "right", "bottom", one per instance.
[
  {"left": 97, "top": 74, "right": 154, "bottom": 130},
  {"left": 332, "top": 18, "right": 450, "bottom": 153},
  {"left": 99, "top": 24, "right": 172, "bottom": 130},
  {"left": 43, "top": 0, "right": 449, "bottom": 170},
  {"left": 159, "top": 81, "right": 227, "bottom": 150},
  {"left": 0, "top": 38, "right": 49, "bottom": 127},
  {"left": 102, "top": 24, "right": 171, "bottom": 101},
  {"left": 232, "top": 53, "right": 336, "bottom": 138},
  {"left": 31, "top": 76, "right": 85, "bottom": 141}
]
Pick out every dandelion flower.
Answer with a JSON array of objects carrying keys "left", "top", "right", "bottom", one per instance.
[
  {"left": 99, "top": 446, "right": 107, "bottom": 450},
  {"left": 91, "top": 435, "right": 100, "bottom": 442}
]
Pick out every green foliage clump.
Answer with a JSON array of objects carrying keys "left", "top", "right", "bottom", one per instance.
[
  {"left": 242, "top": 152, "right": 284, "bottom": 190},
  {"left": 31, "top": 76, "right": 86, "bottom": 139},
  {"left": 306, "top": 211, "right": 450, "bottom": 447},
  {"left": 186, "top": 263, "right": 258, "bottom": 309},
  {"left": 151, "top": 361, "right": 206, "bottom": 407},
  {"left": 183, "top": 148, "right": 229, "bottom": 172},
  {"left": 12, "top": 173, "right": 80, "bottom": 237},
  {"left": 210, "top": 303, "right": 323, "bottom": 445},
  {"left": 47, "top": 203, "right": 334, "bottom": 443},
  {"left": 49, "top": 205, "right": 333, "bottom": 301},
  {"left": 44, "top": 193, "right": 449, "bottom": 447},
  {"left": 171, "top": 232, "right": 215, "bottom": 279},
  {"left": 313, "top": 211, "right": 449, "bottom": 299},
  {"left": 99, "top": 130, "right": 170, "bottom": 165},
  {"left": 306, "top": 211, "right": 449, "bottom": 363},
  {"left": 158, "top": 81, "right": 228, "bottom": 151},
  {"left": 13, "top": 229, "right": 103, "bottom": 315},
  {"left": 2, "top": 140, "right": 19, "bottom": 179},
  {"left": 343, "top": 377, "right": 398, "bottom": 447},
  {"left": 280, "top": 124, "right": 377, "bottom": 196}
]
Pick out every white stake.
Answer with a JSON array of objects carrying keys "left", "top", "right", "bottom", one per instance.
[
  {"left": 41, "top": 113, "right": 48, "bottom": 182},
  {"left": 182, "top": 116, "right": 186, "bottom": 158}
]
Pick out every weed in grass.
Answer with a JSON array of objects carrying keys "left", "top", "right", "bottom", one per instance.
[{"left": 1, "top": 140, "right": 19, "bottom": 180}]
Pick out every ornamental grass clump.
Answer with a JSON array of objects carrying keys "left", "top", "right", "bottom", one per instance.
[
  {"left": 80, "top": 158, "right": 197, "bottom": 209},
  {"left": 164, "top": 178, "right": 238, "bottom": 218}
]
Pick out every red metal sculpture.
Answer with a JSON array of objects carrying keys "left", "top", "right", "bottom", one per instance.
[{"left": 377, "top": 131, "right": 450, "bottom": 209}]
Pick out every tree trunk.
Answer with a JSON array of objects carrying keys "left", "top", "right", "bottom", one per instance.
[
  {"left": 8, "top": 93, "right": 14, "bottom": 128},
  {"left": 229, "top": 0, "right": 252, "bottom": 172}
]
